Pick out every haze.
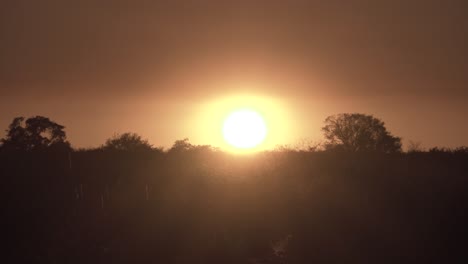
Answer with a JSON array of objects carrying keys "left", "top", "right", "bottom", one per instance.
[{"left": 1, "top": 0, "right": 467, "bottom": 149}]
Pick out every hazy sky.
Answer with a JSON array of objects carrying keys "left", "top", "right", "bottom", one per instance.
[{"left": 1, "top": 0, "right": 467, "bottom": 149}]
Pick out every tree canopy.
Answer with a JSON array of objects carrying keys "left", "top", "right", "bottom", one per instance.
[
  {"left": 168, "top": 138, "right": 194, "bottom": 153},
  {"left": 102, "top": 132, "right": 153, "bottom": 152},
  {"left": 322, "top": 113, "right": 402, "bottom": 153},
  {"left": 1, "top": 116, "right": 70, "bottom": 152}
]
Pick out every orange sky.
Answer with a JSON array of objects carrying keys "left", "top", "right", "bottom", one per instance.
[{"left": 1, "top": 1, "right": 467, "bottom": 150}]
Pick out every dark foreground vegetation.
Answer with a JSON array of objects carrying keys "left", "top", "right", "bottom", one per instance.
[
  {"left": 2, "top": 147, "right": 468, "bottom": 263},
  {"left": 1, "top": 114, "right": 468, "bottom": 263}
]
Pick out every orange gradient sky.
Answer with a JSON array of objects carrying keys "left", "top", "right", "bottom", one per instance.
[{"left": 1, "top": 1, "right": 467, "bottom": 150}]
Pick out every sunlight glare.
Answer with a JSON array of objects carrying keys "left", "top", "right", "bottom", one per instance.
[{"left": 222, "top": 109, "right": 267, "bottom": 149}]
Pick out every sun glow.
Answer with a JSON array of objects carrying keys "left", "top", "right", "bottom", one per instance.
[
  {"left": 192, "top": 92, "right": 295, "bottom": 153},
  {"left": 223, "top": 109, "right": 267, "bottom": 149}
]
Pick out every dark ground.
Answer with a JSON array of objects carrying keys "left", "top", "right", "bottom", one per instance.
[{"left": 2, "top": 148, "right": 468, "bottom": 263}]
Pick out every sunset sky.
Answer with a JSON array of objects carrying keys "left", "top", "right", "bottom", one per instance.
[{"left": 1, "top": 0, "right": 467, "bottom": 150}]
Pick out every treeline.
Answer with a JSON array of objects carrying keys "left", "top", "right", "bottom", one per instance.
[{"left": 1, "top": 115, "right": 468, "bottom": 264}]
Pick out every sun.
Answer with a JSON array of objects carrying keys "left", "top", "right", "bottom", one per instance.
[{"left": 222, "top": 109, "right": 268, "bottom": 149}]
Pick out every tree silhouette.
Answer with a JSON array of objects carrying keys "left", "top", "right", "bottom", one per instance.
[
  {"left": 322, "top": 113, "right": 402, "bottom": 153},
  {"left": 168, "top": 138, "right": 194, "bottom": 153},
  {"left": 102, "top": 132, "right": 153, "bottom": 152},
  {"left": 1, "top": 116, "right": 70, "bottom": 152}
]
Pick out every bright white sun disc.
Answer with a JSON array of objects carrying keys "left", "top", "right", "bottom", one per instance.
[{"left": 222, "top": 109, "right": 267, "bottom": 149}]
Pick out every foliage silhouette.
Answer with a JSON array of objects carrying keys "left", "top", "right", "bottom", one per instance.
[
  {"left": 1, "top": 116, "right": 70, "bottom": 152},
  {"left": 102, "top": 132, "right": 153, "bottom": 152},
  {"left": 169, "top": 138, "right": 194, "bottom": 152},
  {"left": 168, "top": 138, "right": 215, "bottom": 154},
  {"left": 2, "top": 115, "right": 468, "bottom": 264},
  {"left": 322, "top": 113, "right": 402, "bottom": 153}
]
